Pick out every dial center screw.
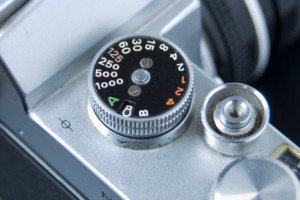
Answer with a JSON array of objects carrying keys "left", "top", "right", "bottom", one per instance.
[{"left": 131, "top": 68, "right": 151, "bottom": 85}]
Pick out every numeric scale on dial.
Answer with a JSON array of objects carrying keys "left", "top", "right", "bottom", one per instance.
[{"left": 88, "top": 35, "right": 194, "bottom": 147}]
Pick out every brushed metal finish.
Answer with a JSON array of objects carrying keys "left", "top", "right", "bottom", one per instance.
[
  {"left": 201, "top": 83, "right": 270, "bottom": 156},
  {"left": 0, "top": 0, "right": 152, "bottom": 94},
  {"left": 29, "top": 64, "right": 300, "bottom": 200},
  {"left": 213, "top": 157, "right": 300, "bottom": 200},
  {"left": 88, "top": 100, "right": 194, "bottom": 150}
]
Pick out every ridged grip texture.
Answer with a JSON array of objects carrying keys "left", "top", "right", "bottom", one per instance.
[{"left": 89, "top": 83, "right": 193, "bottom": 139}]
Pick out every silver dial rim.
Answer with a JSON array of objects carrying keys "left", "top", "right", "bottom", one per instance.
[{"left": 88, "top": 35, "right": 194, "bottom": 139}]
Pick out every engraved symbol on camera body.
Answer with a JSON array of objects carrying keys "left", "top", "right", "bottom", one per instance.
[{"left": 58, "top": 118, "right": 73, "bottom": 132}]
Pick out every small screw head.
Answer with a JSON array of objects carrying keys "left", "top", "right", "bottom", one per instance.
[
  {"left": 214, "top": 96, "right": 255, "bottom": 136},
  {"left": 128, "top": 85, "right": 142, "bottom": 97},
  {"left": 140, "top": 57, "right": 153, "bottom": 69}
]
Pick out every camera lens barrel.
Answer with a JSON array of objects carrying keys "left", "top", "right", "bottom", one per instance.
[
  {"left": 202, "top": 0, "right": 300, "bottom": 82},
  {"left": 202, "top": 0, "right": 261, "bottom": 82}
]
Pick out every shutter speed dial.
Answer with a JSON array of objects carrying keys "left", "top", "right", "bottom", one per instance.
[{"left": 89, "top": 35, "right": 194, "bottom": 141}]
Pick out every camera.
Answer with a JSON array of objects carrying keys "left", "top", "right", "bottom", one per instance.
[{"left": 0, "top": 0, "right": 300, "bottom": 199}]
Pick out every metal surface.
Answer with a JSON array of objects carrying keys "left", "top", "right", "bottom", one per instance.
[
  {"left": 1, "top": 0, "right": 299, "bottom": 199},
  {"left": 0, "top": 0, "right": 201, "bottom": 110},
  {"left": 140, "top": 57, "right": 153, "bottom": 68},
  {"left": 88, "top": 100, "right": 193, "bottom": 150},
  {"left": 201, "top": 83, "right": 270, "bottom": 155},
  {"left": 131, "top": 68, "right": 151, "bottom": 85},
  {"left": 213, "top": 96, "right": 255, "bottom": 135},
  {"left": 213, "top": 157, "right": 300, "bottom": 200},
  {"left": 0, "top": 0, "right": 152, "bottom": 94},
  {"left": 0, "top": 0, "right": 167, "bottom": 110},
  {"left": 0, "top": 0, "right": 202, "bottom": 199},
  {"left": 29, "top": 65, "right": 299, "bottom": 199},
  {"left": 0, "top": 0, "right": 27, "bottom": 25}
]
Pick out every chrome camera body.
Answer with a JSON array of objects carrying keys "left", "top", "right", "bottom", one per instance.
[{"left": 0, "top": 1, "right": 299, "bottom": 200}]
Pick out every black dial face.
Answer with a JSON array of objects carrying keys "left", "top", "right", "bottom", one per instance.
[{"left": 92, "top": 36, "right": 190, "bottom": 118}]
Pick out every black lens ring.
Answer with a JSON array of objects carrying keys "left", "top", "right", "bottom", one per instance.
[{"left": 202, "top": 0, "right": 258, "bottom": 82}]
